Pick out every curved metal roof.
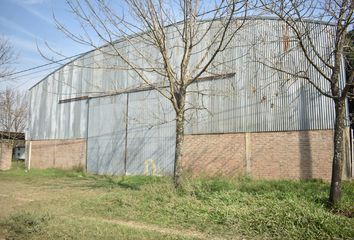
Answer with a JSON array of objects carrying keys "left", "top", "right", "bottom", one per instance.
[{"left": 28, "top": 16, "right": 335, "bottom": 91}]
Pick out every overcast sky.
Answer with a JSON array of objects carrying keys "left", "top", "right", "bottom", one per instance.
[{"left": 0, "top": 0, "right": 94, "bottom": 91}]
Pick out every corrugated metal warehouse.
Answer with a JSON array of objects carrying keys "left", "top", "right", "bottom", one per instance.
[{"left": 26, "top": 18, "right": 353, "bottom": 180}]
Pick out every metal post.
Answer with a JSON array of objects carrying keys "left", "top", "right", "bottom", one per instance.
[
  {"left": 28, "top": 141, "right": 32, "bottom": 171},
  {"left": 85, "top": 98, "right": 90, "bottom": 173},
  {"left": 124, "top": 93, "right": 129, "bottom": 176}
]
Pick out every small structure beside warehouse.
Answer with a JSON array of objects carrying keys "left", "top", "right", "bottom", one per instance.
[
  {"left": 0, "top": 131, "right": 25, "bottom": 170},
  {"left": 13, "top": 146, "right": 25, "bottom": 160}
]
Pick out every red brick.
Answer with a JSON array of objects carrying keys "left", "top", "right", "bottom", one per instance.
[
  {"left": 0, "top": 141, "right": 12, "bottom": 170},
  {"left": 182, "top": 130, "right": 344, "bottom": 181},
  {"left": 28, "top": 139, "right": 86, "bottom": 169}
]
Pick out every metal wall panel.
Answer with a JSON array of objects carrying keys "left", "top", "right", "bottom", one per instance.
[
  {"left": 86, "top": 91, "right": 175, "bottom": 175},
  {"left": 126, "top": 91, "right": 176, "bottom": 175},
  {"left": 87, "top": 94, "right": 127, "bottom": 175},
  {"left": 185, "top": 19, "right": 336, "bottom": 134},
  {"left": 27, "top": 72, "right": 88, "bottom": 140},
  {"left": 28, "top": 18, "right": 341, "bottom": 140}
]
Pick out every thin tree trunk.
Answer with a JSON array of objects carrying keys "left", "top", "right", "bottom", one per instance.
[
  {"left": 329, "top": 99, "right": 346, "bottom": 206},
  {"left": 174, "top": 110, "right": 185, "bottom": 188}
]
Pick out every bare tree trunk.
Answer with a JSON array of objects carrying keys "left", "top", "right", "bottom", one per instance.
[
  {"left": 329, "top": 99, "right": 346, "bottom": 206},
  {"left": 174, "top": 91, "right": 186, "bottom": 188},
  {"left": 174, "top": 111, "right": 185, "bottom": 187}
]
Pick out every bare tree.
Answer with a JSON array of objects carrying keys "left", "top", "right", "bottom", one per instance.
[
  {"left": 0, "top": 37, "right": 16, "bottom": 81},
  {"left": 344, "top": 29, "right": 354, "bottom": 76},
  {"left": 259, "top": 0, "right": 353, "bottom": 205},
  {"left": 0, "top": 88, "right": 27, "bottom": 143},
  {"left": 50, "top": 0, "right": 250, "bottom": 187},
  {"left": 0, "top": 37, "right": 22, "bottom": 147}
]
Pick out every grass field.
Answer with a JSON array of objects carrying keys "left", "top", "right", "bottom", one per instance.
[{"left": 0, "top": 162, "right": 353, "bottom": 240}]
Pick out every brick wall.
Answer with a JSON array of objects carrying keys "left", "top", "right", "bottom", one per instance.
[
  {"left": 27, "top": 139, "right": 86, "bottom": 169},
  {"left": 0, "top": 141, "right": 12, "bottom": 170},
  {"left": 26, "top": 130, "right": 352, "bottom": 180},
  {"left": 250, "top": 131, "right": 333, "bottom": 180},
  {"left": 183, "top": 130, "right": 347, "bottom": 181},
  {"left": 183, "top": 134, "right": 246, "bottom": 176}
]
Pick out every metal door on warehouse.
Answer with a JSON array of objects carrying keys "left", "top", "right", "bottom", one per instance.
[{"left": 86, "top": 90, "right": 176, "bottom": 176}]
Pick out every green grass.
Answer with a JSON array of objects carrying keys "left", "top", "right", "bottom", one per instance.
[
  {"left": 0, "top": 163, "right": 353, "bottom": 239},
  {"left": 78, "top": 177, "right": 354, "bottom": 239},
  {"left": 1, "top": 212, "right": 191, "bottom": 240},
  {"left": 1, "top": 161, "right": 87, "bottom": 178}
]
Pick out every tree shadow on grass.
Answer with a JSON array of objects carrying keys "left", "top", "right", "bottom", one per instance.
[{"left": 83, "top": 175, "right": 165, "bottom": 191}]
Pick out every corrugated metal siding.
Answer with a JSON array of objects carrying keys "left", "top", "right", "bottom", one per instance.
[
  {"left": 86, "top": 91, "right": 175, "bottom": 175},
  {"left": 185, "top": 19, "right": 336, "bottom": 134},
  {"left": 27, "top": 62, "right": 88, "bottom": 140},
  {"left": 126, "top": 91, "right": 176, "bottom": 175},
  {"left": 185, "top": 75, "right": 334, "bottom": 134},
  {"left": 87, "top": 94, "right": 126, "bottom": 175},
  {"left": 28, "top": 18, "right": 340, "bottom": 138}
]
